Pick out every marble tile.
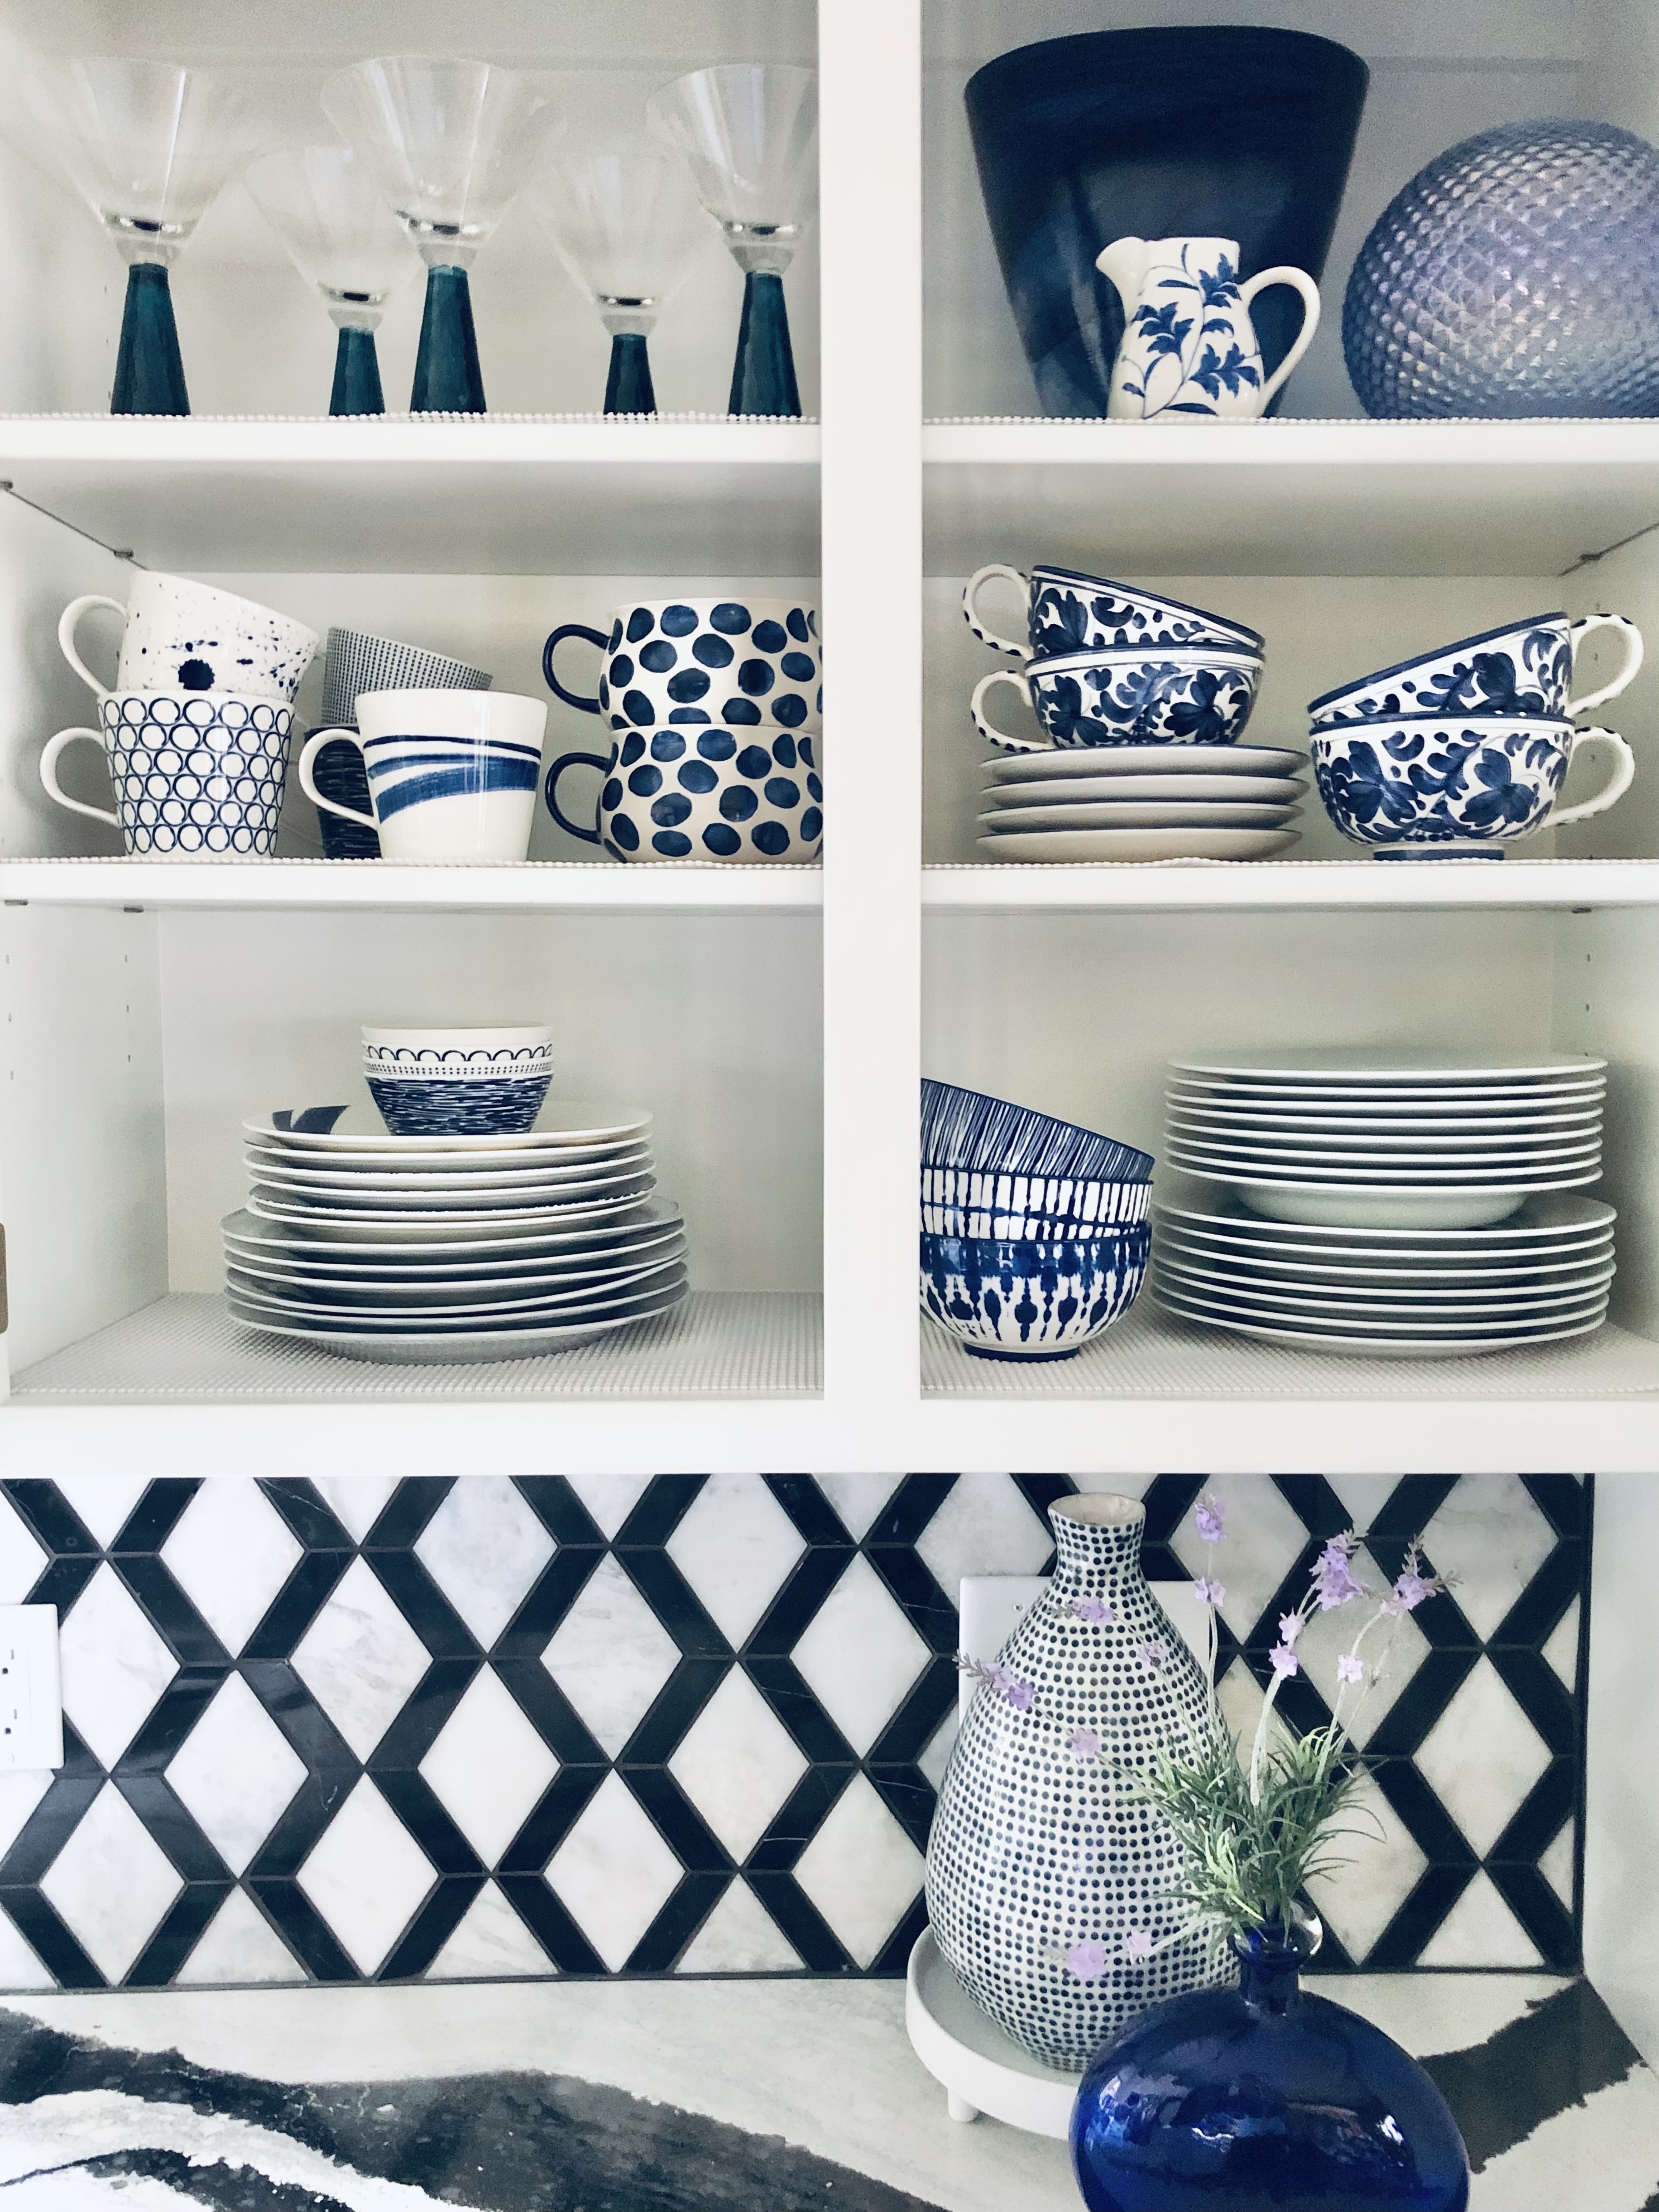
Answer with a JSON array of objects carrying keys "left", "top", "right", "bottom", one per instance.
[
  {"left": 418, "top": 1667, "right": 559, "bottom": 1867},
  {"left": 667, "top": 1667, "right": 808, "bottom": 1863},
  {"left": 1322, "top": 1473, "right": 1415, "bottom": 1532},
  {"left": 290, "top": 1557, "right": 431, "bottom": 1762},
  {"left": 675, "top": 1880, "right": 802, "bottom": 1974},
  {"left": 296, "top": 1777, "right": 437, "bottom": 1977},
  {"left": 544, "top": 1772, "right": 683, "bottom": 1973},
  {"left": 0, "top": 1494, "right": 46, "bottom": 1604},
  {"left": 1539, "top": 1820, "right": 1576, "bottom": 1912},
  {"left": 540, "top": 1553, "right": 679, "bottom": 1758},
  {"left": 1415, "top": 1656, "right": 1553, "bottom": 1859},
  {"left": 424, "top": 1881, "right": 553, "bottom": 1981},
  {"left": 665, "top": 1474, "right": 807, "bottom": 1650},
  {"left": 413, "top": 1477, "right": 555, "bottom": 1650},
  {"left": 915, "top": 1472, "right": 1054, "bottom": 1593},
  {"left": 1418, "top": 1870, "right": 1544, "bottom": 1969},
  {"left": 1169, "top": 1473, "right": 1311, "bottom": 1640},
  {"left": 793, "top": 1775, "right": 923, "bottom": 1969},
  {"left": 54, "top": 1473, "right": 150, "bottom": 1548},
  {"left": 1292, "top": 1544, "right": 1431, "bottom": 1746},
  {"left": 58, "top": 1563, "right": 179, "bottom": 1770},
  {"left": 916, "top": 1709, "right": 958, "bottom": 1794},
  {"left": 1305, "top": 1767, "right": 1429, "bottom": 1964},
  {"left": 158, "top": 1481, "right": 302, "bottom": 1657},
  {"left": 792, "top": 1557, "right": 930, "bottom": 1758},
  {"left": 310, "top": 1475, "right": 400, "bottom": 1544},
  {"left": 1420, "top": 1474, "right": 1559, "bottom": 1640},
  {"left": 163, "top": 1673, "right": 308, "bottom": 1878},
  {"left": 0, "top": 1905, "right": 52, "bottom": 1989},
  {"left": 175, "top": 1889, "right": 305, "bottom": 1986},
  {"left": 0, "top": 1770, "right": 54, "bottom": 1861},
  {"left": 39, "top": 1782, "right": 183, "bottom": 1983},
  {"left": 811, "top": 1474, "right": 902, "bottom": 1542},
  {"left": 564, "top": 1471, "right": 656, "bottom": 1539},
  {"left": 1542, "top": 1596, "right": 1580, "bottom": 1693}
]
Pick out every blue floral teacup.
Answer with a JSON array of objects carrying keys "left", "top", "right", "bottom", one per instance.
[
  {"left": 972, "top": 647, "right": 1263, "bottom": 752},
  {"left": 1309, "top": 611, "right": 1641, "bottom": 730},
  {"left": 1312, "top": 713, "right": 1634, "bottom": 853},
  {"left": 963, "top": 563, "right": 1260, "bottom": 663}
]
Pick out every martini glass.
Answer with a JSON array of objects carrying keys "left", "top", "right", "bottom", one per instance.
[
  {"left": 522, "top": 138, "right": 707, "bottom": 414},
  {"left": 30, "top": 57, "right": 265, "bottom": 415},
  {"left": 244, "top": 147, "right": 419, "bottom": 415},
  {"left": 322, "top": 56, "right": 554, "bottom": 415},
  {"left": 647, "top": 64, "right": 816, "bottom": 418}
]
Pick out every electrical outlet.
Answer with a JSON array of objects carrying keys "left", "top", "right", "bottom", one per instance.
[{"left": 0, "top": 1607, "right": 63, "bottom": 1770}]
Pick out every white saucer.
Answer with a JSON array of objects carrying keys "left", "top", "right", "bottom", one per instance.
[
  {"left": 979, "top": 827, "right": 1300, "bottom": 862},
  {"left": 246, "top": 1100, "right": 653, "bottom": 1154},
  {"left": 981, "top": 802, "right": 1300, "bottom": 832},
  {"left": 987, "top": 745, "right": 1305, "bottom": 781},
  {"left": 982, "top": 771, "right": 1306, "bottom": 805},
  {"left": 904, "top": 1930, "right": 1078, "bottom": 2139}
]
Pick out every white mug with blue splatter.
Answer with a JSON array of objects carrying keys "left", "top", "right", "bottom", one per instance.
[
  {"left": 59, "top": 571, "right": 318, "bottom": 703},
  {"left": 299, "top": 689, "right": 546, "bottom": 862}
]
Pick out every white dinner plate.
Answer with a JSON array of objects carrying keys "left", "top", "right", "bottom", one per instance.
[
  {"left": 1154, "top": 1195, "right": 1615, "bottom": 1245},
  {"left": 1153, "top": 1226, "right": 1615, "bottom": 1283},
  {"left": 226, "top": 1235, "right": 688, "bottom": 1302},
  {"left": 1151, "top": 1284, "right": 1608, "bottom": 1358},
  {"left": 227, "top": 1278, "right": 689, "bottom": 1364},
  {"left": 1164, "top": 1104, "right": 1602, "bottom": 1137},
  {"left": 1153, "top": 1271, "right": 1609, "bottom": 1328},
  {"left": 244, "top": 1100, "right": 654, "bottom": 1154},
  {"left": 979, "top": 827, "right": 1300, "bottom": 862},
  {"left": 981, "top": 802, "right": 1301, "bottom": 832},
  {"left": 227, "top": 1258, "right": 689, "bottom": 1325},
  {"left": 1153, "top": 1253, "right": 1615, "bottom": 1313},
  {"left": 243, "top": 1145, "right": 653, "bottom": 1194},
  {"left": 223, "top": 1223, "right": 687, "bottom": 1287},
  {"left": 1167, "top": 1082, "right": 1608, "bottom": 1113},
  {"left": 981, "top": 772, "right": 1307, "bottom": 805},
  {"left": 1171, "top": 1050, "right": 1605, "bottom": 1083},
  {"left": 1165, "top": 1119, "right": 1599, "bottom": 1159},
  {"left": 247, "top": 1189, "right": 657, "bottom": 1241},
  {"left": 986, "top": 745, "right": 1306, "bottom": 781},
  {"left": 224, "top": 1201, "right": 679, "bottom": 1260}
]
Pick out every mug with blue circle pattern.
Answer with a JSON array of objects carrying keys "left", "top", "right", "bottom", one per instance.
[
  {"left": 544, "top": 597, "right": 822, "bottom": 734},
  {"left": 546, "top": 724, "right": 822, "bottom": 864}
]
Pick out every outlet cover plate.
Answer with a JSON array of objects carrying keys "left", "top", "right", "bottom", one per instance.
[{"left": 0, "top": 1606, "right": 63, "bottom": 1770}]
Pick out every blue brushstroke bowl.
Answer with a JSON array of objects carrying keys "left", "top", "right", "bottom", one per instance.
[{"left": 920, "top": 1225, "right": 1151, "bottom": 1360}]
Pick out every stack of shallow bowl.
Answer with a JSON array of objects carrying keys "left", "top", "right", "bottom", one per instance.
[
  {"left": 224, "top": 1100, "right": 687, "bottom": 1363},
  {"left": 920, "top": 1078, "right": 1153, "bottom": 1360},
  {"left": 1152, "top": 1048, "right": 1614, "bottom": 1354}
]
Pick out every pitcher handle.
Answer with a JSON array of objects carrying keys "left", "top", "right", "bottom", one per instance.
[
  {"left": 57, "top": 594, "right": 126, "bottom": 700},
  {"left": 971, "top": 667, "right": 1050, "bottom": 756},
  {"left": 1566, "top": 613, "right": 1643, "bottom": 718},
  {"left": 40, "top": 726, "right": 118, "bottom": 824},
  {"left": 1238, "top": 266, "right": 1321, "bottom": 409},
  {"left": 543, "top": 750, "right": 612, "bottom": 845},
  {"left": 542, "top": 622, "right": 610, "bottom": 715},
  {"left": 962, "top": 565, "right": 1030, "bottom": 659},
  {"left": 298, "top": 728, "right": 377, "bottom": 830},
  {"left": 1546, "top": 727, "right": 1636, "bottom": 830}
]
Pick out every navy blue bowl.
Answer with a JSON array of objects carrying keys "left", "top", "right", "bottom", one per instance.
[{"left": 920, "top": 1225, "right": 1151, "bottom": 1360}]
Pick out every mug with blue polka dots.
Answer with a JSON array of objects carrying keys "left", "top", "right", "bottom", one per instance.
[
  {"left": 545, "top": 724, "right": 823, "bottom": 864},
  {"left": 544, "top": 597, "right": 821, "bottom": 734}
]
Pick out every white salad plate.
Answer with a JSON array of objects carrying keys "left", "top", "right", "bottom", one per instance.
[
  {"left": 980, "top": 802, "right": 1300, "bottom": 832},
  {"left": 1166, "top": 1120, "right": 1600, "bottom": 1159},
  {"left": 1170, "top": 1050, "right": 1606, "bottom": 1083},
  {"left": 245, "top": 1152, "right": 652, "bottom": 1200},
  {"left": 247, "top": 1189, "right": 656, "bottom": 1241},
  {"left": 980, "top": 771, "right": 1306, "bottom": 805},
  {"left": 986, "top": 745, "right": 1306, "bottom": 781},
  {"left": 244, "top": 1101, "right": 654, "bottom": 1154},
  {"left": 1155, "top": 1195, "right": 1615, "bottom": 1245},
  {"left": 248, "top": 1172, "right": 656, "bottom": 1218},
  {"left": 227, "top": 1258, "right": 689, "bottom": 1325},
  {"left": 223, "top": 1223, "right": 687, "bottom": 1287},
  {"left": 228, "top": 1277, "right": 689, "bottom": 1364},
  {"left": 1165, "top": 1105, "right": 1602, "bottom": 1136},
  {"left": 979, "top": 827, "right": 1300, "bottom": 862},
  {"left": 242, "top": 1143, "right": 652, "bottom": 1189},
  {"left": 1152, "top": 1284, "right": 1609, "bottom": 1359},
  {"left": 223, "top": 1201, "right": 679, "bottom": 1262}
]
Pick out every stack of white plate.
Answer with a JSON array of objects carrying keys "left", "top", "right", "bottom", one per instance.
[
  {"left": 1152, "top": 1194, "right": 1617, "bottom": 1356},
  {"left": 977, "top": 744, "right": 1307, "bottom": 862},
  {"left": 223, "top": 1101, "right": 687, "bottom": 1362}
]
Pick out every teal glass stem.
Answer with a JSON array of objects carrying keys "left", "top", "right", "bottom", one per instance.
[
  {"left": 111, "top": 262, "right": 189, "bottom": 416},
  {"left": 411, "top": 264, "right": 485, "bottom": 413},
  {"left": 728, "top": 270, "right": 800, "bottom": 417},
  {"left": 604, "top": 332, "right": 656, "bottom": 415},
  {"left": 330, "top": 326, "right": 385, "bottom": 416}
]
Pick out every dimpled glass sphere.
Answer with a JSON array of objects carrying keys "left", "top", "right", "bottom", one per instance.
[{"left": 1343, "top": 118, "right": 1659, "bottom": 418}]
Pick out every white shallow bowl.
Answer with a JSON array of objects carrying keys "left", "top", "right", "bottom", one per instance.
[
  {"left": 1229, "top": 1184, "right": 1596, "bottom": 1230},
  {"left": 1155, "top": 1194, "right": 1615, "bottom": 1244},
  {"left": 986, "top": 743, "right": 1305, "bottom": 781},
  {"left": 228, "top": 1277, "right": 689, "bottom": 1363},
  {"left": 245, "top": 1101, "right": 653, "bottom": 1154},
  {"left": 979, "top": 827, "right": 1299, "bottom": 862}
]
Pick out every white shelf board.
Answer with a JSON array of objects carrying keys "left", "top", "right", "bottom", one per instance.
[
  {"left": 0, "top": 857, "right": 823, "bottom": 913},
  {"left": 0, "top": 417, "right": 821, "bottom": 575},
  {"left": 923, "top": 857, "right": 1659, "bottom": 911},
  {"left": 922, "top": 419, "right": 1659, "bottom": 577}
]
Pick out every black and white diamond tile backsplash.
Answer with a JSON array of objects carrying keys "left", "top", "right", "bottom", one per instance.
[{"left": 0, "top": 1470, "right": 1588, "bottom": 1991}]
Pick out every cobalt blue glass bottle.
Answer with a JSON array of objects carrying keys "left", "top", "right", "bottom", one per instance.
[
  {"left": 1071, "top": 1920, "right": 1470, "bottom": 2210},
  {"left": 111, "top": 262, "right": 189, "bottom": 416}
]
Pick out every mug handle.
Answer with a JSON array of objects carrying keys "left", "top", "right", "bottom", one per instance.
[
  {"left": 962, "top": 564, "right": 1030, "bottom": 659},
  {"left": 298, "top": 728, "right": 377, "bottom": 830},
  {"left": 1546, "top": 727, "right": 1636, "bottom": 830},
  {"left": 970, "top": 666, "right": 1050, "bottom": 756},
  {"left": 57, "top": 594, "right": 126, "bottom": 700},
  {"left": 542, "top": 622, "right": 610, "bottom": 714},
  {"left": 1239, "top": 267, "right": 1321, "bottom": 409},
  {"left": 40, "top": 727, "right": 118, "bottom": 824},
  {"left": 1566, "top": 613, "right": 1643, "bottom": 718},
  {"left": 544, "top": 750, "right": 612, "bottom": 845}
]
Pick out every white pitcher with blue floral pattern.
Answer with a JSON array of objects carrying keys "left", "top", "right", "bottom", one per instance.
[{"left": 1099, "top": 237, "right": 1320, "bottom": 421}]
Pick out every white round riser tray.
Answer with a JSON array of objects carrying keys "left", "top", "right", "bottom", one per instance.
[{"left": 905, "top": 1930, "right": 1080, "bottom": 2139}]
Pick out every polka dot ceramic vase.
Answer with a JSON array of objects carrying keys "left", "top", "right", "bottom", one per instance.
[{"left": 926, "top": 1494, "right": 1221, "bottom": 2070}]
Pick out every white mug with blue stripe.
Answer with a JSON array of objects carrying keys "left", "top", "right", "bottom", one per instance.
[{"left": 298, "top": 689, "right": 547, "bottom": 861}]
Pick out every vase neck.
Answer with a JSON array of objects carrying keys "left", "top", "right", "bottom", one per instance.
[
  {"left": 1234, "top": 1927, "right": 1306, "bottom": 2017},
  {"left": 1048, "top": 1495, "right": 1147, "bottom": 1593}
]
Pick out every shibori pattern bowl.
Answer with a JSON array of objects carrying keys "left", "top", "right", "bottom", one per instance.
[
  {"left": 972, "top": 647, "right": 1263, "bottom": 754},
  {"left": 1311, "top": 714, "right": 1634, "bottom": 852},
  {"left": 920, "top": 1162, "right": 1153, "bottom": 1241},
  {"left": 920, "top": 1079, "right": 1155, "bottom": 1182},
  {"left": 363, "top": 1026, "right": 554, "bottom": 1136},
  {"left": 1307, "top": 610, "right": 1642, "bottom": 730},
  {"left": 963, "top": 562, "right": 1262, "bottom": 663},
  {"left": 920, "top": 1225, "right": 1152, "bottom": 1359}
]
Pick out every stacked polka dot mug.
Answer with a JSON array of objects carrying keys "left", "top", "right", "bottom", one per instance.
[{"left": 543, "top": 597, "right": 823, "bottom": 864}]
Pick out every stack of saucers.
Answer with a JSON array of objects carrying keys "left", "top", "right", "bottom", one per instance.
[
  {"left": 977, "top": 743, "right": 1307, "bottom": 862},
  {"left": 224, "top": 1101, "right": 687, "bottom": 1362},
  {"left": 1152, "top": 1048, "right": 1613, "bottom": 1354}
]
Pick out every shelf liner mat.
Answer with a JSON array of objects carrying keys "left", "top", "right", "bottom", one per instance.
[
  {"left": 12, "top": 1291, "right": 821, "bottom": 1401},
  {"left": 922, "top": 1301, "right": 1659, "bottom": 1398}
]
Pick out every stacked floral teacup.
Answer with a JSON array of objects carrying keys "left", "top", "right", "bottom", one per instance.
[
  {"left": 42, "top": 573, "right": 318, "bottom": 856},
  {"left": 962, "top": 562, "right": 1303, "bottom": 862}
]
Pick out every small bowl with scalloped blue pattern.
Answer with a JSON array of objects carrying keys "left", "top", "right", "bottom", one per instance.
[{"left": 920, "top": 1224, "right": 1151, "bottom": 1360}]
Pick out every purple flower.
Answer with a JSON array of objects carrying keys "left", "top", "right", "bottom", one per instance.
[
  {"left": 1336, "top": 1653, "right": 1365, "bottom": 1685},
  {"left": 1121, "top": 1930, "right": 1154, "bottom": 1963},
  {"left": 1136, "top": 1640, "right": 1168, "bottom": 1674},
  {"left": 1072, "top": 1596, "right": 1116, "bottom": 1625},
  {"left": 1195, "top": 1576, "right": 1225, "bottom": 1608},
  {"left": 1269, "top": 1643, "right": 1300, "bottom": 1680},
  {"left": 1066, "top": 1940, "right": 1107, "bottom": 1981},
  {"left": 1312, "top": 1536, "right": 1367, "bottom": 1611},
  {"left": 1068, "top": 1726, "right": 1102, "bottom": 1762},
  {"left": 1194, "top": 1498, "right": 1226, "bottom": 1544},
  {"left": 1388, "top": 1570, "right": 1431, "bottom": 1614},
  {"left": 1278, "top": 1611, "right": 1303, "bottom": 1646},
  {"left": 957, "top": 1656, "right": 1035, "bottom": 1711},
  {"left": 1004, "top": 1677, "right": 1035, "bottom": 1712}
]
